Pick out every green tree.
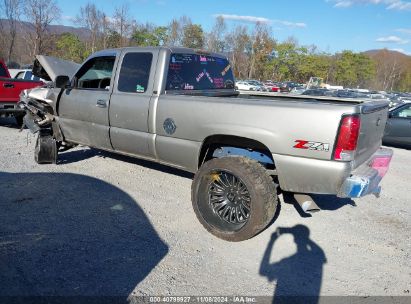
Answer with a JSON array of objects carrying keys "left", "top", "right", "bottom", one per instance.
[
  {"left": 106, "top": 30, "right": 121, "bottom": 49},
  {"left": 268, "top": 40, "right": 307, "bottom": 81},
  {"left": 131, "top": 25, "right": 168, "bottom": 47},
  {"left": 55, "top": 33, "right": 85, "bottom": 63},
  {"left": 333, "top": 51, "right": 375, "bottom": 88},
  {"left": 298, "top": 54, "right": 332, "bottom": 83},
  {"left": 334, "top": 51, "right": 358, "bottom": 87},
  {"left": 182, "top": 24, "right": 204, "bottom": 49}
]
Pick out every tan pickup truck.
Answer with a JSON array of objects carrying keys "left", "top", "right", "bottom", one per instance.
[{"left": 20, "top": 47, "right": 393, "bottom": 241}]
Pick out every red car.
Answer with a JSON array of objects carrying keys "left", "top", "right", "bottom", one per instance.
[
  {"left": 264, "top": 82, "right": 280, "bottom": 92},
  {"left": 0, "top": 60, "right": 44, "bottom": 125}
]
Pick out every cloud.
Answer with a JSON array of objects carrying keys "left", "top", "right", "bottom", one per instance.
[
  {"left": 376, "top": 35, "right": 409, "bottom": 44},
  {"left": 396, "top": 28, "right": 411, "bottom": 34},
  {"left": 327, "top": 0, "right": 411, "bottom": 11},
  {"left": 62, "top": 15, "right": 75, "bottom": 23},
  {"left": 213, "top": 14, "right": 306, "bottom": 28},
  {"left": 389, "top": 48, "right": 411, "bottom": 55}
]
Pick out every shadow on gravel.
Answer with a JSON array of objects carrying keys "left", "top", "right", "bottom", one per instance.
[
  {"left": 58, "top": 147, "right": 194, "bottom": 179},
  {"left": 0, "top": 172, "right": 168, "bottom": 300},
  {"left": 260, "top": 225, "right": 327, "bottom": 304},
  {"left": 282, "top": 192, "right": 356, "bottom": 218}
]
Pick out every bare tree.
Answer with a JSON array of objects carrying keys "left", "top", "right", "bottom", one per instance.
[
  {"left": 248, "top": 22, "right": 275, "bottom": 79},
  {"left": 226, "top": 25, "right": 252, "bottom": 79},
  {"left": 0, "top": 4, "right": 5, "bottom": 59},
  {"left": 100, "top": 13, "right": 111, "bottom": 49},
  {"left": 206, "top": 16, "right": 226, "bottom": 52},
  {"left": 24, "top": 0, "right": 61, "bottom": 56},
  {"left": 1, "top": 0, "right": 22, "bottom": 62},
  {"left": 112, "top": 4, "right": 133, "bottom": 47},
  {"left": 75, "top": 3, "right": 103, "bottom": 54},
  {"left": 165, "top": 16, "right": 191, "bottom": 47}
]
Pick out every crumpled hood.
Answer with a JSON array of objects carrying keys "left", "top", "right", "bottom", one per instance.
[{"left": 32, "top": 55, "right": 81, "bottom": 83}]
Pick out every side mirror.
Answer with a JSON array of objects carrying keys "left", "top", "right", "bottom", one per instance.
[
  {"left": 388, "top": 112, "right": 393, "bottom": 118},
  {"left": 55, "top": 75, "right": 70, "bottom": 89}
]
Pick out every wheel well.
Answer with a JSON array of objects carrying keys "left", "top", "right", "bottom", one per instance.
[{"left": 198, "top": 135, "right": 275, "bottom": 169}]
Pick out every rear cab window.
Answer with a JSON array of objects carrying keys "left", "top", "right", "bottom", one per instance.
[
  {"left": 118, "top": 52, "right": 153, "bottom": 93},
  {"left": 166, "top": 53, "right": 235, "bottom": 91}
]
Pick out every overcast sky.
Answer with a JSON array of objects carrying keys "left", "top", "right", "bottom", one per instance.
[{"left": 58, "top": 0, "right": 411, "bottom": 55}]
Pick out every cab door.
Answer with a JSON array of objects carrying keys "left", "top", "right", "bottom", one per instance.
[
  {"left": 58, "top": 54, "right": 118, "bottom": 150},
  {"left": 109, "top": 50, "right": 158, "bottom": 157}
]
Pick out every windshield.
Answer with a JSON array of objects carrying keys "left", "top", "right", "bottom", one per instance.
[{"left": 166, "top": 53, "right": 235, "bottom": 91}]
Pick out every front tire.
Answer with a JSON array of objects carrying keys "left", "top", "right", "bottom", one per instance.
[
  {"left": 191, "top": 157, "right": 278, "bottom": 241},
  {"left": 34, "top": 134, "right": 58, "bottom": 164}
]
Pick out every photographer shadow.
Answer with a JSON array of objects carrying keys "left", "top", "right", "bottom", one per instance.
[
  {"left": 0, "top": 172, "right": 168, "bottom": 299},
  {"left": 259, "top": 225, "right": 326, "bottom": 304}
]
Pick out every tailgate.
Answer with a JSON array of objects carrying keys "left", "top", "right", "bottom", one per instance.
[{"left": 354, "top": 100, "right": 389, "bottom": 168}]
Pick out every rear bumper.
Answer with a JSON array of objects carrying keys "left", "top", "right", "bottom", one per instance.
[
  {"left": 337, "top": 148, "right": 393, "bottom": 198},
  {"left": 0, "top": 103, "right": 25, "bottom": 116},
  {"left": 273, "top": 147, "right": 393, "bottom": 197}
]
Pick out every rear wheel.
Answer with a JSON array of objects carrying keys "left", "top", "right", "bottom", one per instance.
[{"left": 192, "top": 157, "right": 278, "bottom": 241}]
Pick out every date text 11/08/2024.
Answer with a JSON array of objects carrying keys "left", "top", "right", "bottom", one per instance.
[{"left": 148, "top": 296, "right": 257, "bottom": 303}]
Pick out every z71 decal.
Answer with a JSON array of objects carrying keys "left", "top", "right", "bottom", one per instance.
[{"left": 293, "top": 140, "right": 330, "bottom": 152}]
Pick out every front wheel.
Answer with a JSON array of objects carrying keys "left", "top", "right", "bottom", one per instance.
[
  {"left": 34, "top": 134, "right": 58, "bottom": 164},
  {"left": 191, "top": 157, "right": 279, "bottom": 241}
]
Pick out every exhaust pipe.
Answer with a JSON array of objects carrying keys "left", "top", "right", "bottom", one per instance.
[{"left": 294, "top": 194, "right": 320, "bottom": 213}]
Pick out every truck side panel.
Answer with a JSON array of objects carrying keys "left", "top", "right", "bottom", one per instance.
[{"left": 154, "top": 95, "right": 355, "bottom": 165}]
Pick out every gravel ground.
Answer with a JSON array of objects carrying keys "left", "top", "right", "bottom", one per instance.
[{"left": 0, "top": 118, "right": 410, "bottom": 300}]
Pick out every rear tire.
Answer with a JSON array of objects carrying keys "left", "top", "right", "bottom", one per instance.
[{"left": 191, "top": 157, "right": 278, "bottom": 241}]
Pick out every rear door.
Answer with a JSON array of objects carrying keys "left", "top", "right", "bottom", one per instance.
[
  {"left": 58, "top": 55, "right": 117, "bottom": 149},
  {"left": 109, "top": 49, "right": 158, "bottom": 157},
  {"left": 384, "top": 104, "right": 411, "bottom": 145}
]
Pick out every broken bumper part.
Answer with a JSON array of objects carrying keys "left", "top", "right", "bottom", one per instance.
[{"left": 338, "top": 148, "right": 393, "bottom": 198}]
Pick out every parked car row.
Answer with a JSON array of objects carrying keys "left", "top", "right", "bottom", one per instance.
[
  {"left": 235, "top": 80, "right": 304, "bottom": 93},
  {"left": 298, "top": 87, "right": 411, "bottom": 146}
]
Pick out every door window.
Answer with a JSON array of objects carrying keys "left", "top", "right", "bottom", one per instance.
[
  {"left": 392, "top": 105, "right": 411, "bottom": 118},
  {"left": 76, "top": 56, "right": 115, "bottom": 90},
  {"left": 118, "top": 52, "right": 153, "bottom": 93}
]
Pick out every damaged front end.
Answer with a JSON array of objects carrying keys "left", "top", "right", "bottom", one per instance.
[
  {"left": 19, "top": 86, "right": 74, "bottom": 164},
  {"left": 19, "top": 85, "right": 61, "bottom": 133},
  {"left": 19, "top": 87, "right": 60, "bottom": 164},
  {"left": 18, "top": 55, "right": 80, "bottom": 164}
]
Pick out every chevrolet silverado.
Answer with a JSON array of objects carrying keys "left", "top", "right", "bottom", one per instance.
[{"left": 19, "top": 47, "right": 393, "bottom": 241}]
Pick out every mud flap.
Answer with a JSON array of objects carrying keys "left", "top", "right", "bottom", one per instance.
[{"left": 35, "top": 133, "right": 57, "bottom": 164}]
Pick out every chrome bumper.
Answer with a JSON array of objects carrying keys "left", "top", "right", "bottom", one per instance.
[{"left": 338, "top": 148, "right": 393, "bottom": 198}]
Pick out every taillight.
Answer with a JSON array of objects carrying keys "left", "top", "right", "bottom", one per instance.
[{"left": 334, "top": 115, "right": 361, "bottom": 161}]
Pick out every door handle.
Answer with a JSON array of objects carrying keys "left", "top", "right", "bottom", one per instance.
[
  {"left": 96, "top": 99, "right": 107, "bottom": 108},
  {"left": 3, "top": 83, "right": 14, "bottom": 88}
]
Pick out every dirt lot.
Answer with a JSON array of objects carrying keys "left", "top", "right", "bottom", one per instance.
[{"left": 0, "top": 118, "right": 410, "bottom": 301}]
